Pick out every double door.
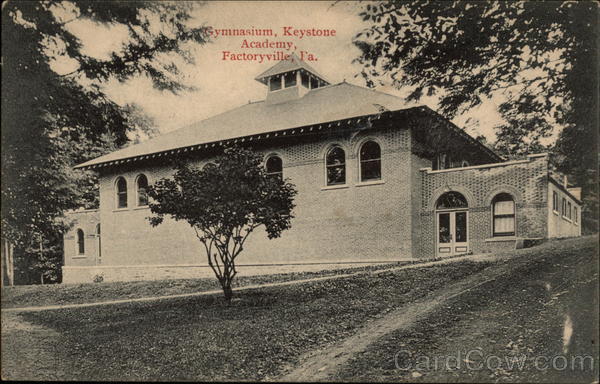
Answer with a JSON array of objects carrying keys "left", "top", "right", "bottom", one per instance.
[{"left": 437, "top": 210, "right": 468, "bottom": 256}]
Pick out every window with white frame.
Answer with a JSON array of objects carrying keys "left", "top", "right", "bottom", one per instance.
[
  {"left": 567, "top": 201, "right": 572, "bottom": 220},
  {"left": 265, "top": 155, "right": 283, "bottom": 179},
  {"left": 492, "top": 193, "right": 515, "bottom": 237},
  {"left": 77, "top": 229, "right": 85, "bottom": 255},
  {"left": 562, "top": 198, "right": 567, "bottom": 217},
  {"left": 326, "top": 146, "right": 346, "bottom": 185},
  {"left": 574, "top": 206, "right": 578, "bottom": 224},
  {"left": 96, "top": 224, "right": 101, "bottom": 260},
  {"left": 136, "top": 174, "right": 149, "bottom": 206},
  {"left": 116, "top": 177, "right": 128, "bottom": 208},
  {"left": 552, "top": 191, "right": 559, "bottom": 212},
  {"left": 359, "top": 141, "right": 381, "bottom": 182}
]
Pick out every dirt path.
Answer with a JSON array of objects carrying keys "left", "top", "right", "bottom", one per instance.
[
  {"left": 276, "top": 253, "right": 545, "bottom": 382},
  {"left": 2, "top": 253, "right": 495, "bottom": 314}
]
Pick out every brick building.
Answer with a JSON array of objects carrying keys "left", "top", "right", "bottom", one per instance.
[{"left": 63, "top": 55, "right": 582, "bottom": 283}]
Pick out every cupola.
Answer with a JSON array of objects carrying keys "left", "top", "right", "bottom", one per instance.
[{"left": 255, "top": 52, "right": 330, "bottom": 104}]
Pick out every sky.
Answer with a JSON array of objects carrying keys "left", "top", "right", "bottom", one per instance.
[{"left": 62, "top": 0, "right": 504, "bottom": 141}]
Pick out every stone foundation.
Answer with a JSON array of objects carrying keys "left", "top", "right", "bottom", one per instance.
[{"left": 61, "top": 261, "right": 398, "bottom": 284}]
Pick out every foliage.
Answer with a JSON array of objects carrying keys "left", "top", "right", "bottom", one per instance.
[
  {"left": 354, "top": 1, "right": 598, "bottom": 230},
  {"left": 1, "top": 1, "right": 208, "bottom": 284},
  {"left": 147, "top": 147, "right": 297, "bottom": 302}
]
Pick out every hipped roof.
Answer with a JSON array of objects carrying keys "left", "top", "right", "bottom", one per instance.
[
  {"left": 254, "top": 52, "right": 329, "bottom": 85},
  {"left": 75, "top": 82, "right": 414, "bottom": 169}
]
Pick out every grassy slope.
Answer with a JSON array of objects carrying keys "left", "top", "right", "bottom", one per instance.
[
  {"left": 1, "top": 263, "right": 402, "bottom": 309},
  {"left": 2, "top": 236, "right": 597, "bottom": 381},
  {"left": 2, "top": 260, "right": 491, "bottom": 380},
  {"left": 332, "top": 236, "right": 599, "bottom": 382}
]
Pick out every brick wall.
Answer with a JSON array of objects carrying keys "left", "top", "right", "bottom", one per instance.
[
  {"left": 417, "top": 154, "right": 550, "bottom": 258},
  {"left": 63, "top": 123, "right": 418, "bottom": 283},
  {"left": 63, "top": 209, "right": 100, "bottom": 268}
]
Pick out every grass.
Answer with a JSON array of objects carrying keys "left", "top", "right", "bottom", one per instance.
[
  {"left": 1, "top": 262, "right": 403, "bottom": 309},
  {"left": 2, "top": 259, "right": 492, "bottom": 380},
  {"left": 331, "top": 236, "right": 599, "bottom": 382},
  {"left": 2, "top": 236, "right": 597, "bottom": 381}
]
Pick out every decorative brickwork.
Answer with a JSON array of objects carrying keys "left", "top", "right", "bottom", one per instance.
[
  {"left": 64, "top": 124, "right": 421, "bottom": 283},
  {"left": 417, "top": 154, "right": 552, "bottom": 258},
  {"left": 63, "top": 127, "right": 582, "bottom": 283}
]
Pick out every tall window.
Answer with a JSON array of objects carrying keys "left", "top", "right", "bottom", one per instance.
[
  {"left": 359, "top": 141, "right": 382, "bottom": 182},
  {"left": 574, "top": 207, "right": 578, "bottom": 224},
  {"left": 77, "top": 229, "right": 85, "bottom": 255},
  {"left": 96, "top": 224, "right": 101, "bottom": 260},
  {"left": 136, "top": 174, "right": 149, "bottom": 206},
  {"left": 492, "top": 193, "right": 515, "bottom": 237},
  {"left": 567, "top": 202, "right": 572, "bottom": 219},
  {"left": 326, "top": 146, "right": 346, "bottom": 185},
  {"left": 562, "top": 198, "right": 567, "bottom": 217},
  {"left": 116, "top": 177, "right": 127, "bottom": 208},
  {"left": 265, "top": 155, "right": 283, "bottom": 179},
  {"left": 552, "top": 191, "right": 559, "bottom": 212}
]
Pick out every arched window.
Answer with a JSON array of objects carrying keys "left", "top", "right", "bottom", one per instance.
[
  {"left": 492, "top": 193, "right": 515, "bottom": 237},
  {"left": 77, "top": 229, "right": 85, "bottom": 255},
  {"left": 436, "top": 191, "right": 468, "bottom": 210},
  {"left": 203, "top": 162, "right": 216, "bottom": 171},
  {"left": 265, "top": 155, "right": 283, "bottom": 179},
  {"left": 116, "top": 177, "right": 127, "bottom": 208},
  {"left": 326, "top": 146, "right": 346, "bottom": 185},
  {"left": 136, "top": 174, "right": 149, "bottom": 206},
  {"left": 359, "top": 141, "right": 382, "bottom": 182}
]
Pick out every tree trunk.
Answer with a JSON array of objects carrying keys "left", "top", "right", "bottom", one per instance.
[
  {"left": 1, "top": 239, "right": 15, "bottom": 286},
  {"left": 39, "top": 234, "right": 44, "bottom": 285},
  {"left": 222, "top": 284, "right": 233, "bottom": 304}
]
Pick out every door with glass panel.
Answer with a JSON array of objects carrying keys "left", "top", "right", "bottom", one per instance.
[
  {"left": 437, "top": 211, "right": 469, "bottom": 256},
  {"left": 435, "top": 191, "right": 470, "bottom": 256}
]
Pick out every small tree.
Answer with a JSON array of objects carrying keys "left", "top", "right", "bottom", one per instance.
[{"left": 147, "top": 147, "right": 297, "bottom": 302}]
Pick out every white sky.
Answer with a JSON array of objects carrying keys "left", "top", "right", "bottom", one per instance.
[{"left": 62, "top": 0, "right": 504, "bottom": 141}]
